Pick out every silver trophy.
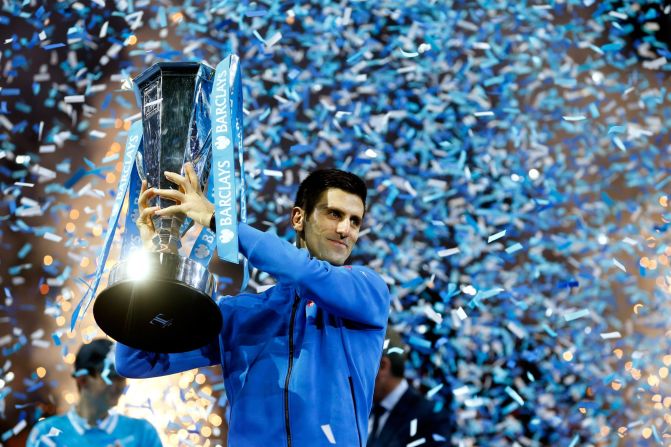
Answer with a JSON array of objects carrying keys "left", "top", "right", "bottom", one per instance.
[{"left": 93, "top": 62, "right": 222, "bottom": 353}]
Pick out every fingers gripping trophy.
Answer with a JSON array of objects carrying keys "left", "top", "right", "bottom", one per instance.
[{"left": 77, "top": 58, "right": 245, "bottom": 353}]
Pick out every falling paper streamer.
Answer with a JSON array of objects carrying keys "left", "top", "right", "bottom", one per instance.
[
  {"left": 613, "top": 258, "right": 627, "bottom": 272},
  {"left": 438, "top": 247, "right": 460, "bottom": 258},
  {"left": 600, "top": 332, "right": 622, "bottom": 340},
  {"left": 487, "top": 230, "right": 506, "bottom": 243},
  {"left": 564, "top": 309, "right": 590, "bottom": 322},
  {"left": 321, "top": 424, "right": 336, "bottom": 444}
]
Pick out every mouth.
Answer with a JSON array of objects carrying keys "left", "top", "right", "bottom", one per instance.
[{"left": 329, "top": 239, "right": 348, "bottom": 249}]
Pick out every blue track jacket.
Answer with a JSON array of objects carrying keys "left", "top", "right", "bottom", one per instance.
[{"left": 116, "top": 223, "right": 391, "bottom": 446}]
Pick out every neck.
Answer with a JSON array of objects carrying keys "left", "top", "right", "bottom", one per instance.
[
  {"left": 378, "top": 377, "right": 403, "bottom": 402},
  {"left": 76, "top": 397, "right": 109, "bottom": 426}
]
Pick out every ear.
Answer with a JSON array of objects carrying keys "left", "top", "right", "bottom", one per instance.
[
  {"left": 291, "top": 207, "right": 305, "bottom": 232},
  {"left": 379, "top": 356, "right": 392, "bottom": 373},
  {"left": 74, "top": 375, "right": 88, "bottom": 391}
]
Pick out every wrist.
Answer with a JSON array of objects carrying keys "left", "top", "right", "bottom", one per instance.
[{"left": 197, "top": 201, "right": 215, "bottom": 227}]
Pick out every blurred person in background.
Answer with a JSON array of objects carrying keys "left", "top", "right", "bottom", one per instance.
[
  {"left": 368, "top": 327, "right": 453, "bottom": 447},
  {"left": 27, "top": 339, "right": 162, "bottom": 447}
]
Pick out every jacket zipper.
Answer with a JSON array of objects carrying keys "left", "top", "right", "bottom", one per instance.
[
  {"left": 284, "top": 295, "right": 300, "bottom": 447},
  {"left": 348, "top": 376, "right": 363, "bottom": 447}
]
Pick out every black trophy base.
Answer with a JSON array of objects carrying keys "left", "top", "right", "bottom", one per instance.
[{"left": 93, "top": 278, "right": 222, "bottom": 353}]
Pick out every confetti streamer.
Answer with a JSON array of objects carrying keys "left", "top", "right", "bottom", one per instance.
[{"left": 320, "top": 424, "right": 336, "bottom": 444}]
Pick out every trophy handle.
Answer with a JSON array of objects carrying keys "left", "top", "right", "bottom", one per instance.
[{"left": 135, "top": 151, "right": 146, "bottom": 183}]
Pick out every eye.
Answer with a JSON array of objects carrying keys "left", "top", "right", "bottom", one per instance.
[{"left": 328, "top": 210, "right": 340, "bottom": 218}]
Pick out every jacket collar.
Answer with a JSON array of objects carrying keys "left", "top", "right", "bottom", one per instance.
[
  {"left": 66, "top": 406, "right": 119, "bottom": 435},
  {"left": 375, "top": 386, "right": 422, "bottom": 445},
  {"left": 380, "top": 379, "right": 408, "bottom": 412}
]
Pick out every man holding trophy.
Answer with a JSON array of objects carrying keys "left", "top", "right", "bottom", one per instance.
[{"left": 87, "top": 58, "right": 391, "bottom": 446}]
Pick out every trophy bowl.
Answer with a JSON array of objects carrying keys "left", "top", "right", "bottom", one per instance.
[{"left": 93, "top": 252, "right": 221, "bottom": 353}]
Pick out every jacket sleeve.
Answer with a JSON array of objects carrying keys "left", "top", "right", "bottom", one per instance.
[
  {"left": 238, "top": 223, "right": 390, "bottom": 328},
  {"left": 115, "top": 340, "right": 220, "bottom": 379},
  {"left": 142, "top": 420, "right": 164, "bottom": 447}
]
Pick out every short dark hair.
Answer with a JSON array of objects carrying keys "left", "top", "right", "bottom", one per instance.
[
  {"left": 294, "top": 169, "right": 367, "bottom": 217},
  {"left": 74, "top": 338, "right": 115, "bottom": 377}
]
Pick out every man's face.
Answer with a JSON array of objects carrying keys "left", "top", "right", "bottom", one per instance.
[
  {"left": 81, "top": 374, "right": 127, "bottom": 410},
  {"left": 292, "top": 188, "right": 364, "bottom": 266},
  {"left": 373, "top": 356, "right": 392, "bottom": 402}
]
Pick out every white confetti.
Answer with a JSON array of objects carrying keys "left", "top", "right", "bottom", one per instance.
[
  {"left": 488, "top": 230, "right": 506, "bottom": 243},
  {"left": 505, "top": 242, "right": 523, "bottom": 254},
  {"left": 456, "top": 307, "right": 468, "bottom": 320},
  {"left": 320, "top": 424, "right": 336, "bottom": 444},
  {"left": 426, "top": 383, "right": 443, "bottom": 399},
  {"left": 438, "top": 247, "right": 460, "bottom": 257},
  {"left": 643, "top": 57, "right": 667, "bottom": 70},
  {"left": 473, "top": 42, "right": 491, "bottom": 50},
  {"left": 600, "top": 331, "right": 622, "bottom": 340},
  {"left": 507, "top": 322, "right": 527, "bottom": 339},
  {"left": 453, "top": 386, "right": 470, "bottom": 396},
  {"left": 265, "top": 32, "right": 282, "bottom": 48},
  {"left": 101, "top": 153, "right": 120, "bottom": 163},
  {"left": 562, "top": 115, "right": 587, "bottom": 121},
  {"left": 608, "top": 11, "right": 628, "bottom": 20},
  {"left": 564, "top": 309, "right": 590, "bottom": 322},
  {"left": 613, "top": 258, "right": 627, "bottom": 272},
  {"left": 64, "top": 95, "right": 85, "bottom": 103},
  {"left": 31, "top": 339, "right": 51, "bottom": 348},
  {"left": 43, "top": 233, "right": 63, "bottom": 242},
  {"left": 12, "top": 419, "right": 27, "bottom": 435},
  {"left": 89, "top": 130, "right": 107, "bottom": 139},
  {"left": 263, "top": 169, "right": 283, "bottom": 178}
]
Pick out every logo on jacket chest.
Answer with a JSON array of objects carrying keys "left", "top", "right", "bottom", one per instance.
[{"left": 306, "top": 300, "right": 317, "bottom": 319}]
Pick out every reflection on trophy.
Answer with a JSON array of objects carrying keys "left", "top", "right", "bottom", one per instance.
[{"left": 93, "top": 62, "right": 222, "bottom": 353}]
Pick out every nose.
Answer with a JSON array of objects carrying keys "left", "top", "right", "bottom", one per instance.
[{"left": 336, "top": 219, "right": 351, "bottom": 238}]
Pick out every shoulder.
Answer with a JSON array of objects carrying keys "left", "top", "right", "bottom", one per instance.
[
  {"left": 402, "top": 388, "right": 440, "bottom": 415},
  {"left": 115, "top": 416, "right": 162, "bottom": 445},
  {"left": 117, "top": 414, "right": 158, "bottom": 430},
  {"left": 31, "top": 414, "right": 70, "bottom": 431},
  {"left": 28, "top": 415, "right": 70, "bottom": 445}
]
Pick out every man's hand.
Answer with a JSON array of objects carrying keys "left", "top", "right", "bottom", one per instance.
[
  {"left": 136, "top": 179, "right": 159, "bottom": 250},
  {"left": 153, "top": 162, "right": 215, "bottom": 227}
]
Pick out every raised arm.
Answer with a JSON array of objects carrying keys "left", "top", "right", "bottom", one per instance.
[
  {"left": 115, "top": 341, "right": 219, "bottom": 379},
  {"left": 238, "top": 223, "right": 390, "bottom": 328}
]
